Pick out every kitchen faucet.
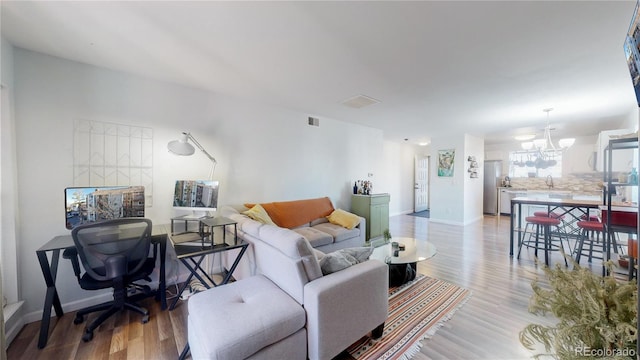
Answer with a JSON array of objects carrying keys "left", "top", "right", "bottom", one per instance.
[{"left": 545, "top": 175, "right": 554, "bottom": 189}]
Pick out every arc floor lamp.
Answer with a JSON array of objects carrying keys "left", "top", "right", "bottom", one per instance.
[{"left": 167, "top": 132, "right": 217, "bottom": 179}]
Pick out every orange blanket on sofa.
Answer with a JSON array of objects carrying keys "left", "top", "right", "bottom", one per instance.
[{"left": 245, "top": 197, "right": 335, "bottom": 229}]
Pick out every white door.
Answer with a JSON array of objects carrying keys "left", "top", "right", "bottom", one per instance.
[{"left": 414, "top": 155, "right": 429, "bottom": 212}]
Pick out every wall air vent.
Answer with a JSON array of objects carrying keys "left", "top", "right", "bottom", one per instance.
[
  {"left": 341, "top": 94, "right": 380, "bottom": 109},
  {"left": 308, "top": 117, "right": 319, "bottom": 126}
]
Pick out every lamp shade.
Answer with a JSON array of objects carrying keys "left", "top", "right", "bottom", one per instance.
[
  {"left": 167, "top": 133, "right": 196, "bottom": 156},
  {"left": 521, "top": 141, "right": 534, "bottom": 150},
  {"left": 558, "top": 138, "right": 575, "bottom": 149},
  {"left": 532, "top": 139, "right": 547, "bottom": 150}
]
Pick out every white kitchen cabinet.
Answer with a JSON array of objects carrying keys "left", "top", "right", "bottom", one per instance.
[{"left": 499, "top": 189, "right": 511, "bottom": 215}]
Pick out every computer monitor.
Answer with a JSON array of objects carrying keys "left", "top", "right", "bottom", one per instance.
[
  {"left": 173, "top": 180, "right": 219, "bottom": 218},
  {"left": 65, "top": 186, "right": 145, "bottom": 229}
]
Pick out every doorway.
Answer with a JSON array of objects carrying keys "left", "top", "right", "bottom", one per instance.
[{"left": 414, "top": 155, "right": 429, "bottom": 213}]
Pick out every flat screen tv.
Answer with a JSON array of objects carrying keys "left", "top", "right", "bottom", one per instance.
[
  {"left": 624, "top": 1, "right": 640, "bottom": 106},
  {"left": 173, "top": 180, "right": 219, "bottom": 218},
  {"left": 65, "top": 186, "right": 145, "bottom": 230}
]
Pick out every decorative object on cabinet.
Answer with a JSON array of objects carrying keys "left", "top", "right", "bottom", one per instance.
[
  {"left": 168, "top": 132, "right": 218, "bottom": 179},
  {"left": 351, "top": 193, "right": 390, "bottom": 242},
  {"left": 383, "top": 229, "right": 392, "bottom": 243},
  {"left": 437, "top": 149, "right": 455, "bottom": 177},
  {"left": 354, "top": 180, "right": 373, "bottom": 195},
  {"left": 467, "top": 156, "right": 479, "bottom": 178}
]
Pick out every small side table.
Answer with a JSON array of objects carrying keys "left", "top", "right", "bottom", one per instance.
[
  {"left": 170, "top": 215, "right": 211, "bottom": 245},
  {"left": 169, "top": 216, "right": 247, "bottom": 310}
]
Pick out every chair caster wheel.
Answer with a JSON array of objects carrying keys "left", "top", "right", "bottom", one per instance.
[
  {"left": 141, "top": 285, "right": 151, "bottom": 295},
  {"left": 141, "top": 314, "right": 149, "bottom": 323},
  {"left": 74, "top": 314, "right": 84, "bottom": 324},
  {"left": 82, "top": 330, "right": 93, "bottom": 342}
]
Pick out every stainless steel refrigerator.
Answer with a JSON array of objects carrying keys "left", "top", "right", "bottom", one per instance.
[{"left": 483, "top": 160, "right": 503, "bottom": 214}]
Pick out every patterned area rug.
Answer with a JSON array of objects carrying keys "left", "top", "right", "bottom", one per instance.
[{"left": 346, "top": 274, "right": 471, "bottom": 360}]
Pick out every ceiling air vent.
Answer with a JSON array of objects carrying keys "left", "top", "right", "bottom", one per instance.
[
  {"left": 308, "top": 117, "right": 319, "bottom": 126},
  {"left": 341, "top": 94, "right": 380, "bottom": 109}
]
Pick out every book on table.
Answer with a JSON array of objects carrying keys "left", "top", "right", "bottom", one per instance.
[{"left": 171, "top": 232, "right": 207, "bottom": 246}]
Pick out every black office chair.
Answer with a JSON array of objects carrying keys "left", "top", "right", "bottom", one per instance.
[{"left": 63, "top": 218, "right": 155, "bottom": 342}]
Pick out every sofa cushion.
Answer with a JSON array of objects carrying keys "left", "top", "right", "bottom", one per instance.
[
  {"left": 188, "top": 275, "right": 306, "bottom": 360},
  {"left": 243, "top": 204, "right": 276, "bottom": 225},
  {"left": 318, "top": 247, "right": 374, "bottom": 275},
  {"left": 327, "top": 209, "right": 361, "bottom": 230},
  {"left": 258, "top": 224, "right": 323, "bottom": 281},
  {"left": 312, "top": 222, "right": 362, "bottom": 244},
  {"left": 310, "top": 217, "right": 329, "bottom": 227},
  {"left": 246, "top": 197, "right": 335, "bottom": 229},
  {"left": 228, "top": 213, "right": 263, "bottom": 238},
  {"left": 293, "top": 227, "right": 333, "bottom": 248}
]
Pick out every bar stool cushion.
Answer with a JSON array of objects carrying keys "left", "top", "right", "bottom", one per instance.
[
  {"left": 580, "top": 215, "right": 600, "bottom": 222},
  {"left": 188, "top": 275, "right": 307, "bottom": 360},
  {"left": 577, "top": 221, "right": 603, "bottom": 232},
  {"left": 526, "top": 216, "right": 561, "bottom": 226},
  {"left": 533, "top": 211, "right": 564, "bottom": 220}
]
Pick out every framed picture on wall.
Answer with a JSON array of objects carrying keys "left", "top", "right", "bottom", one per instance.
[{"left": 438, "top": 149, "right": 455, "bottom": 177}]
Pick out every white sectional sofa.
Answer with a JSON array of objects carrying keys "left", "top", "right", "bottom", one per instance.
[
  {"left": 221, "top": 197, "right": 366, "bottom": 280},
  {"left": 188, "top": 202, "right": 388, "bottom": 360}
]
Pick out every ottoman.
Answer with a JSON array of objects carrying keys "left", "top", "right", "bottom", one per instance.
[{"left": 187, "top": 275, "right": 307, "bottom": 360}]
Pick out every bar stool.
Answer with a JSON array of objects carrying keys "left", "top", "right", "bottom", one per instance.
[
  {"left": 532, "top": 211, "right": 572, "bottom": 252},
  {"left": 533, "top": 211, "right": 563, "bottom": 219},
  {"left": 518, "top": 216, "right": 567, "bottom": 266},
  {"left": 580, "top": 214, "right": 600, "bottom": 222},
  {"left": 574, "top": 221, "right": 623, "bottom": 265},
  {"left": 574, "top": 221, "right": 604, "bottom": 264}
]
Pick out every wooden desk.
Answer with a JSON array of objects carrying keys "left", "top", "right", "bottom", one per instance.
[
  {"left": 509, "top": 197, "right": 601, "bottom": 256},
  {"left": 35, "top": 224, "right": 168, "bottom": 349}
]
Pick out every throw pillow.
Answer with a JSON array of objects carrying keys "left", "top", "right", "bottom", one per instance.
[
  {"left": 327, "top": 209, "right": 361, "bottom": 229},
  {"left": 319, "top": 247, "right": 374, "bottom": 275},
  {"left": 242, "top": 204, "right": 276, "bottom": 226}
]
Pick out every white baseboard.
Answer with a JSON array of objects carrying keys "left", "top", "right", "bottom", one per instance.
[
  {"left": 428, "top": 218, "right": 464, "bottom": 226},
  {"left": 4, "top": 300, "right": 25, "bottom": 348}
]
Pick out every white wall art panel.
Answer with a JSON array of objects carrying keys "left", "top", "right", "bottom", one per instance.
[{"left": 73, "top": 119, "right": 153, "bottom": 206}]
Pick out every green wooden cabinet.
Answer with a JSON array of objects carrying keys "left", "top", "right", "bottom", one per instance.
[{"left": 351, "top": 193, "right": 390, "bottom": 242}]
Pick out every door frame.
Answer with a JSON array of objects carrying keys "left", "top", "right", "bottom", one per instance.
[{"left": 414, "top": 155, "right": 430, "bottom": 213}]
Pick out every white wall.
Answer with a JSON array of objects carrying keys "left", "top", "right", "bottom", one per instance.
[
  {"left": 429, "top": 135, "right": 466, "bottom": 224},
  {"left": 12, "top": 48, "right": 398, "bottom": 319},
  {"left": 463, "top": 134, "right": 484, "bottom": 224},
  {"left": 1, "top": 37, "right": 18, "bottom": 306},
  {"left": 427, "top": 134, "right": 484, "bottom": 225},
  {"left": 379, "top": 140, "right": 417, "bottom": 215}
]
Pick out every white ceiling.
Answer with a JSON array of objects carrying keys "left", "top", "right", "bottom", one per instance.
[{"left": 2, "top": 1, "right": 639, "bottom": 145}]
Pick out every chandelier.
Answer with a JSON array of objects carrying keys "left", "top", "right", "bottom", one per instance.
[{"left": 521, "top": 108, "right": 575, "bottom": 152}]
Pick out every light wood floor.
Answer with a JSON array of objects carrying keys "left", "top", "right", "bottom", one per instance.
[{"left": 8, "top": 214, "right": 616, "bottom": 359}]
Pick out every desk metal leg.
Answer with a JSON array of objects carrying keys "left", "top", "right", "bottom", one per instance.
[
  {"left": 170, "top": 255, "right": 215, "bottom": 310},
  {"left": 221, "top": 246, "right": 248, "bottom": 285},
  {"left": 185, "top": 257, "right": 217, "bottom": 286},
  {"left": 36, "top": 249, "right": 64, "bottom": 349},
  {"left": 158, "top": 236, "right": 167, "bottom": 310}
]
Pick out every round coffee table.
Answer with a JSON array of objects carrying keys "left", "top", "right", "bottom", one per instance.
[{"left": 370, "top": 237, "right": 436, "bottom": 287}]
